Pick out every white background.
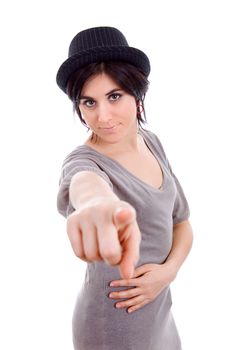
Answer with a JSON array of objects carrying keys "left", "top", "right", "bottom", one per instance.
[{"left": 0, "top": 0, "right": 232, "bottom": 349}]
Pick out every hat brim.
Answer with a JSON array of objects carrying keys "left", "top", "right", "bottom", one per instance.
[{"left": 56, "top": 46, "right": 150, "bottom": 93}]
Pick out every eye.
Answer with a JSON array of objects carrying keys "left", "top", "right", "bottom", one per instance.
[
  {"left": 109, "top": 93, "right": 122, "bottom": 101},
  {"left": 82, "top": 99, "right": 95, "bottom": 108}
]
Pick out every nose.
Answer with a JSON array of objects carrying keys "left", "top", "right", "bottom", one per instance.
[{"left": 97, "top": 102, "right": 112, "bottom": 123}]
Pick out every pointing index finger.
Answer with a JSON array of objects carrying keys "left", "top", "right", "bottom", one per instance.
[{"left": 119, "top": 223, "right": 141, "bottom": 279}]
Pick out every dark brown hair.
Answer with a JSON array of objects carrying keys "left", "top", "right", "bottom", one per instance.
[{"left": 66, "top": 61, "right": 149, "bottom": 133}]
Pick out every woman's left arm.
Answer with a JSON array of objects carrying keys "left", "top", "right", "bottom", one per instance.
[{"left": 164, "top": 219, "right": 193, "bottom": 279}]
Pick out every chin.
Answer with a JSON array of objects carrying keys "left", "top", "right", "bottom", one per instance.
[{"left": 101, "top": 135, "right": 122, "bottom": 144}]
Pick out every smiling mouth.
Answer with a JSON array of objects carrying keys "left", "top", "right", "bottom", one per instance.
[{"left": 100, "top": 124, "right": 119, "bottom": 130}]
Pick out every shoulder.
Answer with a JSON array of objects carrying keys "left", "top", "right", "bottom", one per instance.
[
  {"left": 60, "top": 145, "right": 104, "bottom": 174},
  {"left": 139, "top": 128, "right": 167, "bottom": 158},
  {"left": 62, "top": 144, "right": 96, "bottom": 162}
]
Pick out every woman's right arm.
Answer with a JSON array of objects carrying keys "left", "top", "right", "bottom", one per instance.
[{"left": 67, "top": 171, "right": 141, "bottom": 279}]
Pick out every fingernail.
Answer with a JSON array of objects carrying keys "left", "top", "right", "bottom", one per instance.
[
  {"left": 115, "top": 207, "right": 125, "bottom": 215},
  {"left": 110, "top": 282, "right": 115, "bottom": 287}
]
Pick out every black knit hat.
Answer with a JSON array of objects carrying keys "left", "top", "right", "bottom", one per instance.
[{"left": 56, "top": 26, "right": 150, "bottom": 93}]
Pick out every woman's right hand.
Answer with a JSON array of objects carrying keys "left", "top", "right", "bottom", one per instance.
[{"left": 66, "top": 198, "right": 141, "bottom": 279}]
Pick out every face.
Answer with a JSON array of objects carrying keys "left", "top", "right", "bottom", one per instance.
[{"left": 78, "top": 72, "right": 138, "bottom": 145}]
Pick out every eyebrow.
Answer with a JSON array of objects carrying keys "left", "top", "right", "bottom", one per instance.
[{"left": 79, "top": 88, "right": 123, "bottom": 100}]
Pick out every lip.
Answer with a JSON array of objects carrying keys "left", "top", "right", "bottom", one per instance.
[
  {"left": 98, "top": 124, "right": 120, "bottom": 134},
  {"left": 100, "top": 124, "right": 119, "bottom": 130}
]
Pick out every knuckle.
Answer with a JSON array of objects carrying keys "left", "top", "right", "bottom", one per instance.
[
  {"left": 85, "top": 251, "right": 100, "bottom": 261},
  {"left": 101, "top": 249, "right": 114, "bottom": 259},
  {"left": 66, "top": 213, "right": 80, "bottom": 234},
  {"left": 66, "top": 215, "right": 75, "bottom": 231},
  {"left": 101, "top": 248, "right": 120, "bottom": 263},
  {"left": 140, "top": 280, "right": 146, "bottom": 287},
  {"left": 73, "top": 246, "right": 85, "bottom": 259},
  {"left": 76, "top": 210, "right": 89, "bottom": 222},
  {"left": 128, "top": 289, "right": 134, "bottom": 297}
]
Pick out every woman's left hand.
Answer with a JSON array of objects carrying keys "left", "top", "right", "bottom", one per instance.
[{"left": 108, "top": 263, "right": 177, "bottom": 313}]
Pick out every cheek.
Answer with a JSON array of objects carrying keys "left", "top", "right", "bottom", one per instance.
[
  {"left": 120, "top": 101, "right": 137, "bottom": 118},
  {"left": 128, "top": 104, "right": 137, "bottom": 119},
  {"left": 78, "top": 107, "right": 91, "bottom": 124}
]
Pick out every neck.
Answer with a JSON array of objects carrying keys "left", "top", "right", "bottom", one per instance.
[{"left": 86, "top": 126, "right": 144, "bottom": 156}]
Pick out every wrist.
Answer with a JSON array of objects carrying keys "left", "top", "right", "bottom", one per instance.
[
  {"left": 163, "top": 259, "right": 180, "bottom": 283},
  {"left": 78, "top": 194, "right": 119, "bottom": 211}
]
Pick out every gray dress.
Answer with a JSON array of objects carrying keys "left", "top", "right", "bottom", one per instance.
[{"left": 57, "top": 129, "right": 190, "bottom": 350}]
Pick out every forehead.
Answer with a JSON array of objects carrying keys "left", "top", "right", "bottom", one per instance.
[{"left": 81, "top": 72, "right": 121, "bottom": 95}]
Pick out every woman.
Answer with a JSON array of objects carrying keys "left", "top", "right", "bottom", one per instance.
[{"left": 56, "top": 26, "right": 193, "bottom": 350}]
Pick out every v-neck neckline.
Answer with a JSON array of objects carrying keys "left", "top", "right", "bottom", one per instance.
[{"left": 80, "top": 129, "right": 167, "bottom": 192}]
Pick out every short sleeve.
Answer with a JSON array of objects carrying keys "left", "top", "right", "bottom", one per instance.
[
  {"left": 170, "top": 169, "right": 190, "bottom": 225},
  {"left": 57, "top": 155, "right": 113, "bottom": 218},
  {"left": 150, "top": 132, "right": 190, "bottom": 225}
]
